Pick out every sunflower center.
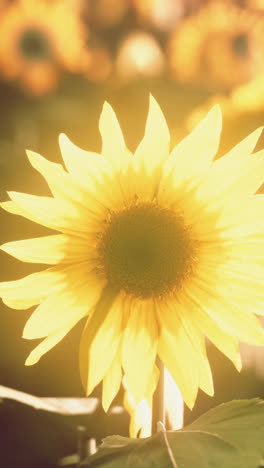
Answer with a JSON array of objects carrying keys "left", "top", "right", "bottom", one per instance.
[
  {"left": 18, "top": 28, "right": 52, "bottom": 61},
  {"left": 98, "top": 203, "right": 194, "bottom": 298},
  {"left": 232, "top": 33, "right": 249, "bottom": 57}
]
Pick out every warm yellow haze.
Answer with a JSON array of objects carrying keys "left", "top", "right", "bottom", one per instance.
[{"left": 0, "top": 96, "right": 264, "bottom": 421}]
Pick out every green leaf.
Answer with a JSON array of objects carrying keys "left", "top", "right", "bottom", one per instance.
[
  {"left": 82, "top": 399, "right": 264, "bottom": 468},
  {"left": 186, "top": 398, "right": 264, "bottom": 468}
]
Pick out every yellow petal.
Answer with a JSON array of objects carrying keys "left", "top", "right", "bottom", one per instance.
[
  {"left": 3, "top": 297, "right": 39, "bottom": 309},
  {"left": 183, "top": 292, "right": 241, "bottom": 371},
  {"left": 124, "top": 365, "right": 159, "bottom": 438},
  {"left": 158, "top": 299, "right": 213, "bottom": 401},
  {"left": 1, "top": 234, "right": 89, "bottom": 264},
  {"left": 102, "top": 345, "right": 122, "bottom": 412},
  {"left": 0, "top": 266, "right": 69, "bottom": 309},
  {"left": 158, "top": 326, "right": 199, "bottom": 409},
  {"left": 166, "top": 105, "right": 222, "bottom": 183},
  {"left": 124, "top": 391, "right": 152, "bottom": 438},
  {"left": 122, "top": 299, "right": 159, "bottom": 402},
  {"left": 192, "top": 157, "right": 246, "bottom": 211},
  {"left": 189, "top": 279, "right": 264, "bottom": 345},
  {"left": 211, "top": 195, "right": 264, "bottom": 235},
  {"left": 198, "top": 357, "right": 214, "bottom": 397},
  {"left": 1, "top": 200, "right": 23, "bottom": 216},
  {"left": 79, "top": 287, "right": 121, "bottom": 396},
  {"left": 26, "top": 150, "right": 70, "bottom": 198},
  {"left": 119, "top": 155, "right": 158, "bottom": 204},
  {"left": 59, "top": 133, "right": 127, "bottom": 211},
  {"left": 134, "top": 95, "right": 170, "bottom": 173},
  {"left": 196, "top": 150, "right": 264, "bottom": 210},
  {"left": 216, "top": 127, "right": 263, "bottom": 164},
  {"left": 23, "top": 266, "right": 104, "bottom": 339},
  {"left": 99, "top": 102, "right": 130, "bottom": 168},
  {"left": 4, "top": 192, "right": 93, "bottom": 238},
  {"left": 175, "top": 303, "right": 214, "bottom": 396},
  {"left": 164, "top": 368, "right": 184, "bottom": 430},
  {"left": 27, "top": 149, "right": 103, "bottom": 215},
  {"left": 191, "top": 199, "right": 264, "bottom": 244},
  {"left": 59, "top": 134, "right": 110, "bottom": 186},
  {"left": 222, "top": 238, "right": 264, "bottom": 259},
  {"left": 198, "top": 259, "right": 264, "bottom": 290},
  {"left": 25, "top": 323, "right": 76, "bottom": 366},
  {"left": 217, "top": 150, "right": 264, "bottom": 203}
]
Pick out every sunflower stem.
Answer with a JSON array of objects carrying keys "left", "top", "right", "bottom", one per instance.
[
  {"left": 151, "top": 357, "right": 165, "bottom": 434},
  {"left": 77, "top": 425, "right": 87, "bottom": 466}
]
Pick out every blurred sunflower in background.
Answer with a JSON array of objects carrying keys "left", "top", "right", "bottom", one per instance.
[
  {"left": 245, "top": 0, "right": 264, "bottom": 9},
  {"left": 87, "top": 0, "right": 130, "bottom": 29},
  {"left": 133, "top": 0, "right": 184, "bottom": 31},
  {"left": 1, "top": 97, "right": 264, "bottom": 439},
  {"left": 185, "top": 71, "right": 264, "bottom": 153},
  {"left": 115, "top": 31, "right": 165, "bottom": 80},
  {"left": 168, "top": 0, "right": 264, "bottom": 91},
  {"left": 0, "top": 0, "right": 86, "bottom": 95}
]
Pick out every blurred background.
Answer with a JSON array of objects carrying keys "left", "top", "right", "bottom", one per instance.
[{"left": 0, "top": 0, "right": 264, "bottom": 466}]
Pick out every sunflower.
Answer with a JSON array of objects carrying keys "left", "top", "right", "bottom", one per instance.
[
  {"left": 1, "top": 96, "right": 264, "bottom": 421},
  {"left": 185, "top": 73, "right": 264, "bottom": 154},
  {"left": 0, "top": 0, "right": 85, "bottom": 94},
  {"left": 228, "top": 72, "right": 264, "bottom": 113},
  {"left": 89, "top": 0, "right": 129, "bottom": 28},
  {"left": 167, "top": 0, "right": 264, "bottom": 90},
  {"left": 246, "top": 0, "right": 264, "bottom": 10},
  {"left": 133, "top": 0, "right": 184, "bottom": 31},
  {"left": 115, "top": 31, "right": 165, "bottom": 80}
]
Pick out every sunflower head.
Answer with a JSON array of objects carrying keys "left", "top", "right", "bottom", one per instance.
[
  {"left": 168, "top": 1, "right": 264, "bottom": 90},
  {"left": 18, "top": 26, "right": 52, "bottom": 62},
  {"left": 0, "top": 0, "right": 86, "bottom": 93},
  {"left": 1, "top": 96, "right": 264, "bottom": 439},
  {"left": 97, "top": 202, "right": 195, "bottom": 299}
]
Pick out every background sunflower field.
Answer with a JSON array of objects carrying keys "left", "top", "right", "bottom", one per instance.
[{"left": 1, "top": 0, "right": 264, "bottom": 466}]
